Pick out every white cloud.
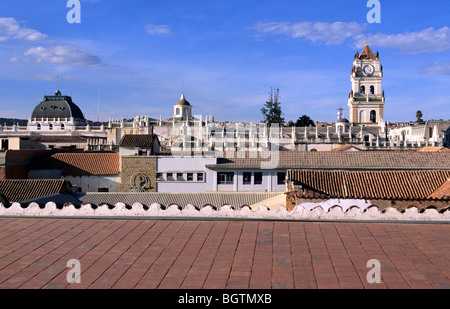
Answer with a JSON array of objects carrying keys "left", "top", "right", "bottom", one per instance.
[
  {"left": 353, "top": 27, "right": 450, "bottom": 54},
  {"left": 0, "top": 17, "right": 47, "bottom": 42},
  {"left": 145, "top": 24, "right": 171, "bottom": 35},
  {"left": 254, "top": 22, "right": 450, "bottom": 55},
  {"left": 24, "top": 45, "right": 102, "bottom": 66},
  {"left": 422, "top": 61, "right": 450, "bottom": 75},
  {"left": 14, "top": 72, "right": 82, "bottom": 82},
  {"left": 253, "top": 21, "right": 366, "bottom": 45}
]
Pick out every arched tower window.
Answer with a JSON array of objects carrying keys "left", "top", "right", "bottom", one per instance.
[
  {"left": 370, "top": 86, "right": 374, "bottom": 95},
  {"left": 360, "top": 85, "right": 365, "bottom": 94},
  {"left": 176, "top": 108, "right": 180, "bottom": 116},
  {"left": 370, "top": 110, "right": 376, "bottom": 123}
]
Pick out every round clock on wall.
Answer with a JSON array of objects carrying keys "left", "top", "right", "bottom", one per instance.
[{"left": 363, "top": 65, "right": 374, "bottom": 76}]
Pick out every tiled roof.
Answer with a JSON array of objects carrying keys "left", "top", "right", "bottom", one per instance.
[
  {"left": 288, "top": 169, "right": 450, "bottom": 200},
  {"left": 205, "top": 151, "right": 450, "bottom": 170},
  {"left": 359, "top": 44, "right": 377, "bottom": 60},
  {"left": 0, "top": 179, "right": 71, "bottom": 203},
  {"left": 32, "top": 152, "right": 119, "bottom": 176},
  {"left": 417, "top": 146, "right": 449, "bottom": 152},
  {"left": 428, "top": 179, "right": 450, "bottom": 199},
  {"left": 119, "top": 134, "right": 158, "bottom": 148},
  {"left": 331, "top": 144, "right": 361, "bottom": 152}
]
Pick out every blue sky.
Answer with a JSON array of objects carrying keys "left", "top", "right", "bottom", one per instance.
[{"left": 0, "top": 0, "right": 449, "bottom": 123}]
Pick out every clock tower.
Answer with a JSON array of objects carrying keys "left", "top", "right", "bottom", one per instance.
[{"left": 347, "top": 44, "right": 385, "bottom": 126}]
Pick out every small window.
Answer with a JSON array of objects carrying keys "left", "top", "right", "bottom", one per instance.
[
  {"left": 1, "top": 139, "right": 9, "bottom": 150},
  {"left": 370, "top": 110, "right": 377, "bottom": 123},
  {"left": 254, "top": 172, "right": 263, "bottom": 185},
  {"left": 156, "top": 173, "right": 164, "bottom": 181},
  {"left": 370, "top": 86, "right": 375, "bottom": 95},
  {"left": 177, "top": 173, "right": 184, "bottom": 181},
  {"left": 98, "top": 188, "right": 109, "bottom": 192},
  {"left": 218, "top": 172, "right": 234, "bottom": 185},
  {"left": 187, "top": 173, "right": 194, "bottom": 181},
  {"left": 360, "top": 85, "right": 365, "bottom": 94},
  {"left": 49, "top": 123, "right": 53, "bottom": 130},
  {"left": 197, "top": 173, "right": 204, "bottom": 182},
  {"left": 167, "top": 173, "right": 174, "bottom": 181},
  {"left": 277, "top": 172, "right": 286, "bottom": 185},
  {"left": 243, "top": 172, "right": 252, "bottom": 185}
]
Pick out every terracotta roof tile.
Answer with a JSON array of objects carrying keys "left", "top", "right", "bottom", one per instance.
[
  {"left": 428, "top": 179, "right": 450, "bottom": 199},
  {"left": 417, "top": 146, "right": 448, "bottom": 152},
  {"left": 331, "top": 144, "right": 361, "bottom": 152},
  {"left": 0, "top": 179, "right": 71, "bottom": 203},
  {"left": 288, "top": 169, "right": 450, "bottom": 200},
  {"left": 206, "top": 151, "right": 450, "bottom": 170},
  {"left": 33, "top": 152, "right": 119, "bottom": 176},
  {"left": 119, "top": 134, "right": 158, "bottom": 148},
  {"left": 359, "top": 44, "right": 377, "bottom": 60}
]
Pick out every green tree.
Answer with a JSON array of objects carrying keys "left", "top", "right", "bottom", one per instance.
[
  {"left": 295, "top": 115, "right": 315, "bottom": 127},
  {"left": 260, "top": 87, "right": 284, "bottom": 127},
  {"left": 416, "top": 110, "right": 424, "bottom": 123}
]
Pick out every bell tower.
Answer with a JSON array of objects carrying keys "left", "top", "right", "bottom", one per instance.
[{"left": 347, "top": 44, "right": 385, "bottom": 126}]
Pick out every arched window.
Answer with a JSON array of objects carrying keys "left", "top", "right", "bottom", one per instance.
[
  {"left": 61, "top": 123, "right": 65, "bottom": 130},
  {"left": 49, "top": 123, "right": 53, "bottom": 130},
  {"left": 370, "top": 86, "right": 375, "bottom": 95},
  {"left": 360, "top": 110, "right": 366, "bottom": 122},
  {"left": 360, "top": 86, "right": 365, "bottom": 94},
  {"left": 37, "top": 123, "right": 41, "bottom": 130},
  {"left": 370, "top": 110, "right": 376, "bottom": 123}
]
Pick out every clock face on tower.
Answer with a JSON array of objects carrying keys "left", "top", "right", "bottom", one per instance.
[{"left": 363, "top": 65, "right": 374, "bottom": 76}]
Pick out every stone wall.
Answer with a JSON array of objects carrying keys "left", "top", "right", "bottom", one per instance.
[{"left": 121, "top": 156, "right": 157, "bottom": 192}]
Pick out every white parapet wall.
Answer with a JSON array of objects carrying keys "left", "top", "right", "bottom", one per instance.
[{"left": 0, "top": 201, "right": 449, "bottom": 222}]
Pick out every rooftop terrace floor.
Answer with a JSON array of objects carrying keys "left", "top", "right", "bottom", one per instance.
[{"left": 0, "top": 217, "right": 448, "bottom": 289}]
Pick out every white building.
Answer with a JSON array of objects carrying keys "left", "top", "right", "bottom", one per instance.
[
  {"left": 388, "top": 121, "right": 450, "bottom": 147},
  {"left": 154, "top": 154, "right": 286, "bottom": 193}
]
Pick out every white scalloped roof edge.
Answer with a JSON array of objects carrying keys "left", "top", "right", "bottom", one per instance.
[{"left": 0, "top": 203, "right": 449, "bottom": 222}]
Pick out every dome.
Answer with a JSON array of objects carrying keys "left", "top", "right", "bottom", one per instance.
[
  {"left": 337, "top": 117, "right": 350, "bottom": 124},
  {"left": 175, "top": 94, "right": 191, "bottom": 106},
  {"left": 31, "top": 90, "right": 85, "bottom": 120}
]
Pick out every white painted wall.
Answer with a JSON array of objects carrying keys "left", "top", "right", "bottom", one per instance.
[
  {"left": 216, "top": 169, "right": 286, "bottom": 192},
  {"left": 28, "top": 169, "right": 121, "bottom": 192},
  {"left": 156, "top": 156, "right": 217, "bottom": 193},
  {"left": 65, "top": 175, "right": 121, "bottom": 192}
]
